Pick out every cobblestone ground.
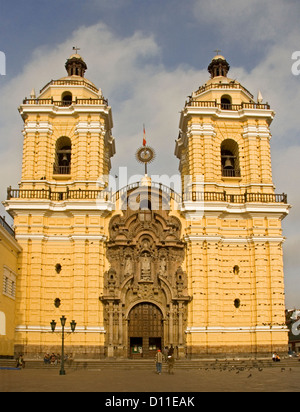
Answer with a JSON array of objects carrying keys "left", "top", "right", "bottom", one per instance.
[{"left": 1, "top": 366, "right": 300, "bottom": 393}]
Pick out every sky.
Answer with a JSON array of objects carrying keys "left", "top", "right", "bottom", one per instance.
[{"left": 0, "top": 0, "right": 299, "bottom": 308}]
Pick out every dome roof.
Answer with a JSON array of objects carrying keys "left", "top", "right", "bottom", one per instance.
[
  {"left": 212, "top": 54, "right": 226, "bottom": 61},
  {"left": 68, "top": 53, "right": 84, "bottom": 60}
]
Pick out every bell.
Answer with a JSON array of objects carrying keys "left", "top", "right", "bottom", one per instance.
[
  {"left": 62, "top": 154, "right": 68, "bottom": 165},
  {"left": 224, "top": 157, "right": 234, "bottom": 169}
]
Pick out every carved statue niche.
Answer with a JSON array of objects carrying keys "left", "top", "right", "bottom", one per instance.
[
  {"left": 105, "top": 268, "right": 118, "bottom": 296},
  {"left": 175, "top": 266, "right": 188, "bottom": 297},
  {"left": 140, "top": 252, "right": 151, "bottom": 281},
  {"left": 158, "top": 255, "right": 166, "bottom": 277},
  {"left": 124, "top": 255, "right": 133, "bottom": 277}
]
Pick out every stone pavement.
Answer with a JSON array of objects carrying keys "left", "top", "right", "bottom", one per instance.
[{"left": 1, "top": 364, "right": 300, "bottom": 393}]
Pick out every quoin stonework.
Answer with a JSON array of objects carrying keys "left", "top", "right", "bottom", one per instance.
[{"left": 2, "top": 52, "right": 290, "bottom": 359}]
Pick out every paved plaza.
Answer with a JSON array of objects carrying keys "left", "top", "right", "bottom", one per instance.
[{"left": 1, "top": 364, "right": 300, "bottom": 393}]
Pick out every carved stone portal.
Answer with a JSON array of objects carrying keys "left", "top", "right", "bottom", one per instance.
[{"left": 100, "top": 186, "right": 191, "bottom": 358}]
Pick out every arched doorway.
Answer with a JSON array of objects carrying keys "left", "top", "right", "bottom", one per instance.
[{"left": 128, "top": 303, "right": 163, "bottom": 358}]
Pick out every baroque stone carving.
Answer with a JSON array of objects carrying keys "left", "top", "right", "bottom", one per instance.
[{"left": 100, "top": 186, "right": 191, "bottom": 358}]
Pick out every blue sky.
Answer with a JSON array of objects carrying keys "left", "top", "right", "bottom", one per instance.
[{"left": 0, "top": 0, "right": 300, "bottom": 308}]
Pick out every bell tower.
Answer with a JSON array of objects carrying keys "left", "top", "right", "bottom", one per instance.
[
  {"left": 4, "top": 54, "right": 115, "bottom": 358},
  {"left": 17, "top": 52, "right": 115, "bottom": 191},
  {"left": 175, "top": 54, "right": 290, "bottom": 357},
  {"left": 175, "top": 53, "right": 275, "bottom": 193}
]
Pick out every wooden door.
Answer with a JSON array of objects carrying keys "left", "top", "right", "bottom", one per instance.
[{"left": 128, "top": 303, "right": 163, "bottom": 358}]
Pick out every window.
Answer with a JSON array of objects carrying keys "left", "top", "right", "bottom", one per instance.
[
  {"left": 233, "top": 265, "right": 240, "bottom": 275},
  {"left": 55, "top": 263, "right": 62, "bottom": 273},
  {"left": 54, "top": 298, "right": 61, "bottom": 308},
  {"left": 221, "top": 95, "right": 232, "bottom": 110},
  {"left": 53, "top": 136, "right": 71, "bottom": 175},
  {"left": 2, "top": 267, "right": 16, "bottom": 299},
  {"left": 139, "top": 197, "right": 152, "bottom": 222},
  {"left": 234, "top": 298, "right": 241, "bottom": 309},
  {"left": 61, "top": 92, "right": 72, "bottom": 106},
  {"left": 221, "top": 139, "right": 240, "bottom": 177}
]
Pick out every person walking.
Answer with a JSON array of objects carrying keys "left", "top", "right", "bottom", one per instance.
[
  {"left": 167, "top": 346, "right": 175, "bottom": 374},
  {"left": 155, "top": 349, "right": 163, "bottom": 374},
  {"left": 16, "top": 354, "right": 25, "bottom": 369}
]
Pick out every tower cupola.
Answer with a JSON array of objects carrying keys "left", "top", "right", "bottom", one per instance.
[
  {"left": 207, "top": 54, "right": 230, "bottom": 78},
  {"left": 65, "top": 53, "right": 87, "bottom": 77}
]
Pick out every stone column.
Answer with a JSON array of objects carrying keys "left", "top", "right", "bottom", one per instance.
[
  {"left": 107, "top": 301, "right": 114, "bottom": 357},
  {"left": 169, "top": 303, "right": 174, "bottom": 344}
]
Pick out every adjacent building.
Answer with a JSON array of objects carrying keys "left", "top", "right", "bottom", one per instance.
[{"left": 0, "top": 216, "right": 21, "bottom": 357}]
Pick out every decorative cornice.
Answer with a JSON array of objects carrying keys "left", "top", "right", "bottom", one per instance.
[
  {"left": 15, "top": 325, "right": 106, "bottom": 333},
  {"left": 183, "top": 234, "right": 285, "bottom": 244},
  {"left": 186, "top": 325, "right": 288, "bottom": 333}
]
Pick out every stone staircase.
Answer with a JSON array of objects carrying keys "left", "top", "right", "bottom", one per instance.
[{"left": 1, "top": 357, "right": 299, "bottom": 370}]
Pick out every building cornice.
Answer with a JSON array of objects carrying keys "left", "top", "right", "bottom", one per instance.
[
  {"left": 15, "top": 325, "right": 106, "bottom": 334},
  {"left": 3, "top": 199, "right": 115, "bottom": 217},
  {"left": 179, "top": 106, "right": 275, "bottom": 131},
  {"left": 186, "top": 325, "right": 288, "bottom": 334}
]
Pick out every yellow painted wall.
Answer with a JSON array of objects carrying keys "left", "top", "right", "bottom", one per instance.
[{"left": 0, "top": 223, "right": 21, "bottom": 356}]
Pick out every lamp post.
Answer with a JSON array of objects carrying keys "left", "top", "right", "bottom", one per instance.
[{"left": 50, "top": 316, "right": 76, "bottom": 375}]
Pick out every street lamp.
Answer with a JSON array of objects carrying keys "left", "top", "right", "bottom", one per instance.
[{"left": 50, "top": 316, "right": 76, "bottom": 375}]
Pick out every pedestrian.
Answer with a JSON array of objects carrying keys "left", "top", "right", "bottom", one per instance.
[
  {"left": 155, "top": 349, "right": 163, "bottom": 374},
  {"left": 167, "top": 354, "right": 175, "bottom": 374},
  {"left": 50, "top": 353, "right": 56, "bottom": 365},
  {"left": 16, "top": 354, "right": 25, "bottom": 369},
  {"left": 44, "top": 353, "right": 50, "bottom": 364}
]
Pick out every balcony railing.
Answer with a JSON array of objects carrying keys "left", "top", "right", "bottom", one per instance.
[
  {"left": 22, "top": 97, "right": 109, "bottom": 106},
  {"left": 39, "top": 79, "right": 100, "bottom": 94},
  {"left": 53, "top": 165, "right": 71, "bottom": 175},
  {"left": 183, "top": 191, "right": 287, "bottom": 204},
  {"left": 6, "top": 187, "right": 111, "bottom": 202},
  {"left": 185, "top": 100, "right": 270, "bottom": 110},
  {"left": 221, "top": 168, "right": 241, "bottom": 177},
  {"left": 194, "top": 81, "right": 254, "bottom": 99},
  {"left": 7, "top": 186, "right": 287, "bottom": 205}
]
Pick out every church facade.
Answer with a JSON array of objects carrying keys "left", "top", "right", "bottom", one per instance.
[{"left": 3, "top": 53, "right": 290, "bottom": 358}]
